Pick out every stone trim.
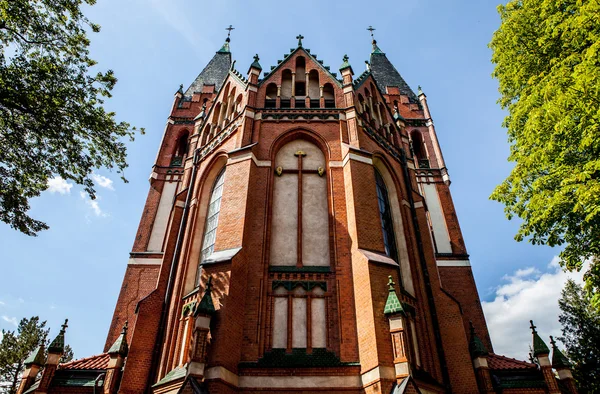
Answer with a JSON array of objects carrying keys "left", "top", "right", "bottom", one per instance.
[
  {"left": 204, "top": 365, "right": 365, "bottom": 388},
  {"left": 342, "top": 153, "right": 373, "bottom": 167},
  {"left": 203, "top": 247, "right": 242, "bottom": 265},
  {"left": 128, "top": 258, "right": 162, "bottom": 266},
  {"left": 436, "top": 260, "right": 471, "bottom": 267}
]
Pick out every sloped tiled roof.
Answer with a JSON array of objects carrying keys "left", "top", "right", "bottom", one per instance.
[
  {"left": 59, "top": 353, "right": 110, "bottom": 370},
  {"left": 488, "top": 353, "right": 537, "bottom": 370},
  {"left": 184, "top": 47, "right": 232, "bottom": 98},
  {"left": 369, "top": 43, "right": 417, "bottom": 101}
]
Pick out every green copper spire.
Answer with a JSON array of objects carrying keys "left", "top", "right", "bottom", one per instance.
[
  {"left": 24, "top": 345, "right": 46, "bottom": 367},
  {"left": 339, "top": 54, "right": 353, "bottom": 73},
  {"left": 217, "top": 39, "right": 230, "bottom": 54},
  {"left": 530, "top": 320, "right": 550, "bottom": 357},
  {"left": 384, "top": 276, "right": 404, "bottom": 315},
  {"left": 217, "top": 25, "right": 234, "bottom": 53},
  {"left": 469, "top": 321, "right": 488, "bottom": 358},
  {"left": 550, "top": 336, "right": 572, "bottom": 368},
  {"left": 108, "top": 321, "right": 129, "bottom": 356},
  {"left": 195, "top": 277, "right": 215, "bottom": 316},
  {"left": 250, "top": 54, "right": 262, "bottom": 71},
  {"left": 48, "top": 319, "right": 68, "bottom": 354}
]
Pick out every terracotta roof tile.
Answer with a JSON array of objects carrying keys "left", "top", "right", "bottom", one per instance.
[
  {"left": 59, "top": 353, "right": 110, "bottom": 370},
  {"left": 488, "top": 353, "right": 537, "bottom": 370}
]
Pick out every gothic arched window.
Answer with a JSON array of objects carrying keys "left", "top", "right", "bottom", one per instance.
[
  {"left": 199, "top": 168, "right": 226, "bottom": 267},
  {"left": 375, "top": 169, "right": 398, "bottom": 261}
]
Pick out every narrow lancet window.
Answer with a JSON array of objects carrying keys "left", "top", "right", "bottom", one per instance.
[
  {"left": 375, "top": 169, "right": 398, "bottom": 261},
  {"left": 199, "top": 168, "right": 226, "bottom": 271}
]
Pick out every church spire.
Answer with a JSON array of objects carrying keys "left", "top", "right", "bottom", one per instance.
[
  {"left": 218, "top": 24, "right": 235, "bottom": 53},
  {"left": 367, "top": 28, "right": 417, "bottom": 99},
  {"left": 183, "top": 26, "right": 233, "bottom": 97}
]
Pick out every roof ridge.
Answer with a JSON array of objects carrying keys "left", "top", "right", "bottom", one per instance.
[
  {"left": 59, "top": 352, "right": 108, "bottom": 367},
  {"left": 489, "top": 353, "right": 536, "bottom": 366},
  {"left": 260, "top": 47, "right": 340, "bottom": 87}
]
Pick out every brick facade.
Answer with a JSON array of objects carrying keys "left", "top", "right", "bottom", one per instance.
[{"left": 26, "top": 36, "right": 577, "bottom": 394}]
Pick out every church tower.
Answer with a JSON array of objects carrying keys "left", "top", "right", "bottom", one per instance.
[
  {"left": 104, "top": 31, "right": 492, "bottom": 393},
  {"left": 24, "top": 31, "right": 578, "bottom": 394}
]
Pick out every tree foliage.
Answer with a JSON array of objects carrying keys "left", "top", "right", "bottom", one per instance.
[
  {"left": 0, "top": 0, "right": 142, "bottom": 236},
  {"left": 0, "top": 317, "right": 48, "bottom": 394},
  {"left": 0, "top": 317, "right": 75, "bottom": 394},
  {"left": 489, "top": 0, "right": 600, "bottom": 306},
  {"left": 558, "top": 279, "right": 600, "bottom": 393}
]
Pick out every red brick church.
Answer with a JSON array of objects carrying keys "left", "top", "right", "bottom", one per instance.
[{"left": 17, "top": 31, "right": 578, "bottom": 394}]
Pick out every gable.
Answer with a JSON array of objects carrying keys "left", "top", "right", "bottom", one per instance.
[{"left": 260, "top": 47, "right": 341, "bottom": 89}]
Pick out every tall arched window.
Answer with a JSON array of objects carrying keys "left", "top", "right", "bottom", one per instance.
[
  {"left": 199, "top": 168, "right": 226, "bottom": 271},
  {"left": 375, "top": 169, "right": 398, "bottom": 261}
]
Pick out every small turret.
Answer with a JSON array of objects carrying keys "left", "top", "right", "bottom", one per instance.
[
  {"left": 247, "top": 54, "right": 262, "bottom": 85},
  {"left": 530, "top": 321, "right": 561, "bottom": 394},
  {"left": 104, "top": 322, "right": 129, "bottom": 394},
  {"left": 384, "top": 276, "right": 410, "bottom": 382},
  {"left": 550, "top": 336, "right": 578, "bottom": 394},
  {"left": 38, "top": 319, "right": 68, "bottom": 393},
  {"left": 469, "top": 322, "right": 494, "bottom": 393},
  {"left": 187, "top": 277, "right": 215, "bottom": 379},
  {"left": 16, "top": 345, "right": 45, "bottom": 394}
]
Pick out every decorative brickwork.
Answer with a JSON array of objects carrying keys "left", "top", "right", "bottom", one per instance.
[{"left": 29, "top": 34, "right": 577, "bottom": 394}]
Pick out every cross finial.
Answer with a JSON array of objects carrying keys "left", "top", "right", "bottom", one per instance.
[
  {"left": 367, "top": 26, "right": 376, "bottom": 39},
  {"left": 387, "top": 275, "right": 396, "bottom": 291},
  {"left": 549, "top": 335, "right": 556, "bottom": 347},
  {"left": 254, "top": 54, "right": 260, "bottom": 62},
  {"left": 61, "top": 319, "right": 68, "bottom": 332},
  {"left": 530, "top": 320, "right": 537, "bottom": 334},
  {"left": 296, "top": 34, "right": 304, "bottom": 47},
  {"left": 225, "top": 25, "right": 234, "bottom": 41},
  {"left": 343, "top": 54, "right": 349, "bottom": 62}
]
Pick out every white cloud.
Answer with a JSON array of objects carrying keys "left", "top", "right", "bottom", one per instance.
[
  {"left": 2, "top": 316, "right": 18, "bottom": 326},
  {"left": 47, "top": 176, "right": 73, "bottom": 194},
  {"left": 0, "top": 301, "right": 5, "bottom": 306},
  {"left": 79, "top": 191, "right": 107, "bottom": 217},
  {"left": 483, "top": 257, "right": 587, "bottom": 360},
  {"left": 91, "top": 173, "right": 114, "bottom": 190}
]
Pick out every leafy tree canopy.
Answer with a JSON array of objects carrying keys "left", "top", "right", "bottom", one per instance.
[
  {"left": 0, "top": 0, "right": 143, "bottom": 236},
  {"left": 0, "top": 317, "right": 74, "bottom": 394},
  {"left": 0, "top": 317, "right": 48, "bottom": 394},
  {"left": 489, "top": 0, "right": 600, "bottom": 306},
  {"left": 558, "top": 279, "right": 600, "bottom": 393}
]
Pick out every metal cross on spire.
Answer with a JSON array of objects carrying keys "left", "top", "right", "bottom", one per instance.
[
  {"left": 367, "top": 26, "right": 376, "bottom": 39},
  {"left": 296, "top": 34, "right": 304, "bottom": 47},
  {"left": 226, "top": 25, "right": 235, "bottom": 41},
  {"left": 529, "top": 320, "right": 537, "bottom": 334}
]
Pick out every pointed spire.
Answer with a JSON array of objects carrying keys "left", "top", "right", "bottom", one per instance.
[
  {"left": 469, "top": 321, "right": 489, "bottom": 358},
  {"left": 530, "top": 320, "right": 550, "bottom": 356},
  {"left": 24, "top": 345, "right": 46, "bottom": 367},
  {"left": 177, "top": 84, "right": 184, "bottom": 95},
  {"left": 384, "top": 275, "right": 404, "bottom": 315},
  {"left": 339, "top": 54, "right": 353, "bottom": 74},
  {"left": 372, "top": 39, "right": 384, "bottom": 54},
  {"left": 550, "top": 336, "right": 572, "bottom": 368},
  {"left": 48, "top": 319, "right": 68, "bottom": 354},
  {"left": 108, "top": 321, "right": 129, "bottom": 357},
  {"left": 296, "top": 34, "right": 304, "bottom": 47},
  {"left": 418, "top": 85, "right": 424, "bottom": 96},
  {"left": 250, "top": 54, "right": 262, "bottom": 71},
  {"left": 195, "top": 277, "right": 215, "bottom": 316}
]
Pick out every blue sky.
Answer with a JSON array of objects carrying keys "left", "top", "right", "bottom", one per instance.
[{"left": 0, "top": 0, "right": 583, "bottom": 361}]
